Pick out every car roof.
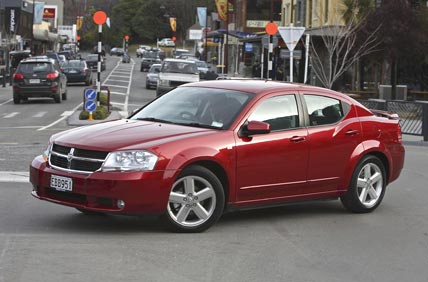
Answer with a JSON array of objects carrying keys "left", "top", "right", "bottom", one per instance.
[
  {"left": 21, "top": 56, "right": 55, "bottom": 63},
  {"left": 181, "top": 79, "right": 348, "bottom": 98},
  {"left": 163, "top": 58, "right": 196, "bottom": 64}
]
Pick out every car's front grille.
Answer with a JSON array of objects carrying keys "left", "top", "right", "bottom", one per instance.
[{"left": 49, "top": 144, "right": 109, "bottom": 174}]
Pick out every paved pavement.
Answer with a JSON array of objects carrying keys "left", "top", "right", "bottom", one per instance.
[{"left": 1, "top": 82, "right": 427, "bottom": 145}]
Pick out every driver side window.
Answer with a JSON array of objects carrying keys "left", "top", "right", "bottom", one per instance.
[{"left": 248, "top": 95, "right": 299, "bottom": 131}]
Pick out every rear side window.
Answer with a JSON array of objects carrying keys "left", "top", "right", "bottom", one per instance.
[
  {"left": 18, "top": 62, "right": 52, "bottom": 73},
  {"left": 304, "top": 95, "right": 346, "bottom": 126},
  {"left": 248, "top": 95, "right": 299, "bottom": 131}
]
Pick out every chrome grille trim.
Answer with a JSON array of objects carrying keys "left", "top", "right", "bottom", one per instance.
[{"left": 49, "top": 144, "right": 109, "bottom": 174}]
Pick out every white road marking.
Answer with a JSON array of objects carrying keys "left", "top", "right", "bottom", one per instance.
[
  {"left": 61, "top": 111, "right": 74, "bottom": 117},
  {"left": 38, "top": 103, "right": 82, "bottom": 131},
  {"left": 110, "top": 92, "right": 126, "bottom": 96},
  {"left": 110, "top": 75, "right": 130, "bottom": 78},
  {"left": 107, "top": 79, "right": 131, "bottom": 83},
  {"left": 32, "top": 111, "right": 47, "bottom": 118},
  {"left": 0, "top": 99, "right": 13, "bottom": 106},
  {"left": 102, "top": 84, "right": 128, "bottom": 88},
  {"left": 0, "top": 171, "right": 29, "bottom": 183},
  {"left": 4, "top": 112, "right": 19, "bottom": 118}
]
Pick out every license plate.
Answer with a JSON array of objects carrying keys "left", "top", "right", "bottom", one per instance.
[
  {"left": 29, "top": 79, "right": 40, "bottom": 84},
  {"left": 70, "top": 70, "right": 78, "bottom": 73},
  {"left": 50, "top": 175, "right": 73, "bottom": 192}
]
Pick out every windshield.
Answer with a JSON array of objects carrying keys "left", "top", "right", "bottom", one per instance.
[
  {"left": 143, "top": 52, "right": 158, "bottom": 59},
  {"left": 18, "top": 62, "right": 52, "bottom": 73},
  {"left": 161, "top": 61, "right": 197, "bottom": 74},
  {"left": 131, "top": 87, "right": 255, "bottom": 129}
]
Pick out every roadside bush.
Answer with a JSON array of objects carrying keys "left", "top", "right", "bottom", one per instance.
[{"left": 79, "top": 106, "right": 109, "bottom": 120}]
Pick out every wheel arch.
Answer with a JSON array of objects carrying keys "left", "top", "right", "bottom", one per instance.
[{"left": 181, "top": 160, "right": 230, "bottom": 207}]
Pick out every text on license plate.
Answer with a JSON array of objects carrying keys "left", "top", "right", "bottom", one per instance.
[
  {"left": 29, "top": 79, "right": 40, "bottom": 84},
  {"left": 50, "top": 175, "right": 73, "bottom": 192}
]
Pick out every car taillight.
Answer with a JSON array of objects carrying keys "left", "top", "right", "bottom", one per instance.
[
  {"left": 13, "top": 73, "right": 24, "bottom": 80},
  {"left": 46, "top": 72, "right": 59, "bottom": 79}
]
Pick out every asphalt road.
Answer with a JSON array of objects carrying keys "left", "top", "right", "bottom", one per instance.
[{"left": 0, "top": 54, "right": 427, "bottom": 282}]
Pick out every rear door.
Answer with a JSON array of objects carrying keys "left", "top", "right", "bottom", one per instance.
[{"left": 302, "top": 92, "right": 362, "bottom": 194}]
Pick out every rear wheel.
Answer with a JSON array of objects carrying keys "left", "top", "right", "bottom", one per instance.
[
  {"left": 164, "top": 165, "right": 225, "bottom": 233},
  {"left": 341, "top": 155, "right": 386, "bottom": 213}
]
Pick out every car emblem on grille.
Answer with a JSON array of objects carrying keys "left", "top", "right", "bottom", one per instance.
[{"left": 67, "top": 148, "right": 75, "bottom": 169}]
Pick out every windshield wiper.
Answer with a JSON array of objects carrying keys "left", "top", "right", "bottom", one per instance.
[
  {"left": 136, "top": 117, "right": 173, "bottom": 124},
  {"left": 176, "top": 122, "right": 222, "bottom": 130}
]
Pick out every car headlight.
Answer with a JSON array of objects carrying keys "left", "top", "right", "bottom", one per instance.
[
  {"left": 158, "top": 79, "right": 170, "bottom": 87},
  {"left": 43, "top": 143, "right": 52, "bottom": 162},
  {"left": 101, "top": 150, "right": 158, "bottom": 171}
]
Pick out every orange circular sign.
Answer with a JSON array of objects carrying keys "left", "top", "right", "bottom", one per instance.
[
  {"left": 76, "top": 35, "right": 81, "bottom": 41},
  {"left": 93, "top": 11, "right": 107, "bottom": 25},
  {"left": 265, "top": 22, "right": 278, "bottom": 35},
  {"left": 124, "top": 35, "right": 129, "bottom": 41}
]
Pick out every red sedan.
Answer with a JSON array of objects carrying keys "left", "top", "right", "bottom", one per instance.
[{"left": 30, "top": 80, "right": 405, "bottom": 232}]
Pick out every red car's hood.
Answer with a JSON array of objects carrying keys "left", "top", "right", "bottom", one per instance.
[{"left": 51, "top": 119, "right": 215, "bottom": 151}]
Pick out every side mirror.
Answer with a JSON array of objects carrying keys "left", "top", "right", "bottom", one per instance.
[{"left": 239, "top": 120, "right": 271, "bottom": 137}]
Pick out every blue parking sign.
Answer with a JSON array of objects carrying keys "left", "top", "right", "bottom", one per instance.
[
  {"left": 85, "top": 100, "right": 97, "bottom": 112},
  {"left": 84, "top": 89, "right": 97, "bottom": 101}
]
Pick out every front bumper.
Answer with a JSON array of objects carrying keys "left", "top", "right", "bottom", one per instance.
[{"left": 30, "top": 155, "right": 174, "bottom": 214}]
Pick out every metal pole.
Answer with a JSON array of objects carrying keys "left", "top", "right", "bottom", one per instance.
[
  {"left": 97, "top": 24, "right": 102, "bottom": 104},
  {"left": 261, "top": 48, "right": 264, "bottom": 79},
  {"left": 267, "top": 35, "right": 272, "bottom": 80},
  {"left": 205, "top": 1, "right": 208, "bottom": 61},
  {"left": 290, "top": 50, "right": 293, "bottom": 82},
  {"left": 304, "top": 34, "right": 310, "bottom": 83}
]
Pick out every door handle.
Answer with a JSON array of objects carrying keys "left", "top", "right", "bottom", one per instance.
[
  {"left": 345, "top": 129, "right": 359, "bottom": 136},
  {"left": 290, "top": 136, "right": 306, "bottom": 143}
]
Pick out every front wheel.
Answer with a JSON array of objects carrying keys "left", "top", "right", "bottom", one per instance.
[
  {"left": 164, "top": 165, "right": 225, "bottom": 232},
  {"left": 341, "top": 155, "right": 386, "bottom": 213}
]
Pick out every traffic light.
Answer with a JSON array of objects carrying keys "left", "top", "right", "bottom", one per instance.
[{"left": 172, "top": 35, "right": 177, "bottom": 42}]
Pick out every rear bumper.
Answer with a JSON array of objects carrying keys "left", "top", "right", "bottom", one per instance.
[{"left": 13, "top": 86, "right": 59, "bottom": 97}]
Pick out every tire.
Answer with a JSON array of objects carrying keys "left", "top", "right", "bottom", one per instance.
[
  {"left": 146, "top": 83, "right": 150, "bottom": 89},
  {"left": 13, "top": 94, "right": 20, "bottom": 104},
  {"left": 62, "top": 88, "right": 67, "bottom": 100},
  {"left": 54, "top": 92, "right": 62, "bottom": 103},
  {"left": 341, "top": 155, "right": 386, "bottom": 213},
  {"left": 164, "top": 165, "right": 225, "bottom": 233}
]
